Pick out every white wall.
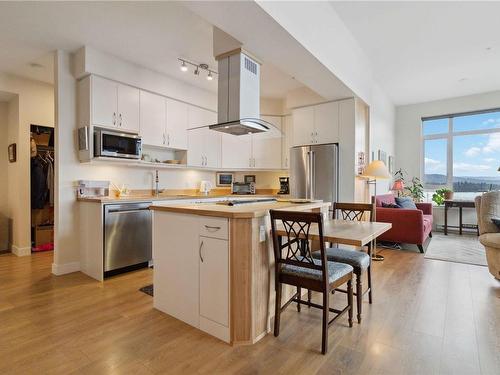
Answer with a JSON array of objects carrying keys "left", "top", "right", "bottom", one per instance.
[
  {"left": 0, "top": 102, "right": 8, "bottom": 250},
  {"left": 396, "top": 89, "right": 500, "bottom": 180},
  {"left": 0, "top": 74, "right": 54, "bottom": 255}
]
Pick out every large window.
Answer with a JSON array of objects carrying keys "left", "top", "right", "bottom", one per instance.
[{"left": 422, "top": 109, "right": 500, "bottom": 199}]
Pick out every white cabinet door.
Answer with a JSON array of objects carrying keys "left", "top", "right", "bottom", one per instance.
[
  {"left": 292, "top": 106, "right": 314, "bottom": 146},
  {"left": 140, "top": 90, "right": 166, "bottom": 147},
  {"left": 315, "top": 101, "right": 339, "bottom": 144},
  {"left": 188, "top": 105, "right": 216, "bottom": 129},
  {"left": 282, "top": 115, "right": 292, "bottom": 169},
  {"left": 166, "top": 98, "right": 188, "bottom": 150},
  {"left": 253, "top": 115, "right": 282, "bottom": 169},
  {"left": 221, "top": 133, "right": 252, "bottom": 169},
  {"left": 153, "top": 212, "right": 200, "bottom": 328},
  {"left": 117, "top": 83, "right": 140, "bottom": 133},
  {"left": 204, "top": 129, "right": 221, "bottom": 168},
  {"left": 187, "top": 127, "right": 205, "bottom": 167},
  {"left": 92, "top": 76, "right": 117, "bottom": 128},
  {"left": 199, "top": 236, "right": 229, "bottom": 327}
]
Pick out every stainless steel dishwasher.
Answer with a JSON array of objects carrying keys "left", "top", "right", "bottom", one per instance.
[{"left": 104, "top": 202, "right": 152, "bottom": 277}]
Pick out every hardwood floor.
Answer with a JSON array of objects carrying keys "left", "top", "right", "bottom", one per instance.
[{"left": 0, "top": 249, "right": 498, "bottom": 374}]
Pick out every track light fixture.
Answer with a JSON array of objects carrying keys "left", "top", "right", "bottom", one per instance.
[{"left": 178, "top": 58, "right": 217, "bottom": 81}]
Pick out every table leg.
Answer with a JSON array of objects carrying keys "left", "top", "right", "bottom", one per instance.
[
  {"left": 444, "top": 204, "right": 448, "bottom": 235},
  {"left": 459, "top": 206, "right": 463, "bottom": 235}
]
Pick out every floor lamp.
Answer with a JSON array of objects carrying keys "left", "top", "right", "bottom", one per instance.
[{"left": 361, "top": 160, "right": 391, "bottom": 261}]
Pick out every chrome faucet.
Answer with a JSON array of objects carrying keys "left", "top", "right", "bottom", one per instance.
[{"left": 155, "top": 170, "right": 160, "bottom": 197}]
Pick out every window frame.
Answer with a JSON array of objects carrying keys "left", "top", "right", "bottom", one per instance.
[{"left": 421, "top": 108, "right": 500, "bottom": 190}]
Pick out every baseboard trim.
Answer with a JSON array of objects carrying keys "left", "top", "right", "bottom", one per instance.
[
  {"left": 11, "top": 245, "right": 31, "bottom": 257},
  {"left": 52, "top": 262, "right": 81, "bottom": 275}
]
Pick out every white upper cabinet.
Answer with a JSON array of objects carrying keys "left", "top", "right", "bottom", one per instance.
[
  {"left": 314, "top": 101, "right": 339, "bottom": 144},
  {"left": 188, "top": 127, "right": 221, "bottom": 168},
  {"left": 166, "top": 99, "right": 188, "bottom": 150},
  {"left": 140, "top": 90, "right": 166, "bottom": 147},
  {"left": 90, "top": 76, "right": 140, "bottom": 133},
  {"left": 221, "top": 134, "right": 252, "bottom": 169},
  {"left": 92, "top": 76, "right": 118, "bottom": 128},
  {"left": 282, "top": 115, "right": 292, "bottom": 169},
  {"left": 117, "top": 83, "right": 140, "bottom": 133},
  {"left": 188, "top": 105, "right": 216, "bottom": 129},
  {"left": 292, "top": 102, "right": 340, "bottom": 146},
  {"left": 292, "top": 106, "right": 315, "bottom": 146},
  {"left": 253, "top": 116, "right": 282, "bottom": 169}
]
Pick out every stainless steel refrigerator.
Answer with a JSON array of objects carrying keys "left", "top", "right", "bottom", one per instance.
[{"left": 290, "top": 143, "right": 339, "bottom": 214}]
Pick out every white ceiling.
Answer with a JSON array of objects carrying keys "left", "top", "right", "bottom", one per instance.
[
  {"left": 0, "top": 1, "right": 302, "bottom": 99},
  {"left": 331, "top": 1, "right": 500, "bottom": 106}
]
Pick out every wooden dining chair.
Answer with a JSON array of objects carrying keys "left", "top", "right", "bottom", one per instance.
[
  {"left": 269, "top": 210, "right": 354, "bottom": 354},
  {"left": 311, "top": 202, "right": 375, "bottom": 324}
]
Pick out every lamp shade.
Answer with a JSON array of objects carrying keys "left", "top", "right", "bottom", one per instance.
[
  {"left": 391, "top": 179, "right": 405, "bottom": 191},
  {"left": 361, "top": 160, "right": 391, "bottom": 179}
]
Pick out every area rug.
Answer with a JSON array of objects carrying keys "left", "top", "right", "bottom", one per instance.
[
  {"left": 139, "top": 284, "right": 153, "bottom": 296},
  {"left": 424, "top": 232, "right": 487, "bottom": 266}
]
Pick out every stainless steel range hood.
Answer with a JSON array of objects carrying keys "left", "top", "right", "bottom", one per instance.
[{"left": 210, "top": 49, "right": 276, "bottom": 136}]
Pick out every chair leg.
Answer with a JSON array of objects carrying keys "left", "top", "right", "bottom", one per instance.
[
  {"left": 321, "top": 289, "right": 329, "bottom": 354},
  {"left": 356, "top": 275, "right": 362, "bottom": 324},
  {"left": 417, "top": 244, "right": 424, "bottom": 253},
  {"left": 367, "top": 265, "right": 373, "bottom": 304},
  {"left": 347, "top": 279, "right": 353, "bottom": 328},
  {"left": 307, "top": 289, "right": 312, "bottom": 306},
  {"left": 297, "top": 286, "right": 301, "bottom": 312},
  {"left": 274, "top": 282, "right": 282, "bottom": 337}
]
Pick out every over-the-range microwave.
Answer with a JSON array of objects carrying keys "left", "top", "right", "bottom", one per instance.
[{"left": 94, "top": 129, "right": 142, "bottom": 159}]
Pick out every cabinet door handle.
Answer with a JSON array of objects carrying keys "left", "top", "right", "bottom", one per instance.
[
  {"left": 113, "top": 112, "right": 116, "bottom": 125},
  {"left": 119, "top": 113, "right": 122, "bottom": 127},
  {"left": 163, "top": 133, "right": 166, "bottom": 145},
  {"left": 167, "top": 134, "right": 170, "bottom": 146},
  {"left": 199, "top": 241, "right": 204, "bottom": 263},
  {"left": 204, "top": 225, "right": 221, "bottom": 231}
]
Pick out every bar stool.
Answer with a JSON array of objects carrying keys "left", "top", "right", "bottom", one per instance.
[
  {"left": 270, "top": 209, "right": 354, "bottom": 354},
  {"left": 311, "top": 202, "right": 375, "bottom": 324}
]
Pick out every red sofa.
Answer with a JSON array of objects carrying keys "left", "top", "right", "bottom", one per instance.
[{"left": 373, "top": 194, "right": 433, "bottom": 253}]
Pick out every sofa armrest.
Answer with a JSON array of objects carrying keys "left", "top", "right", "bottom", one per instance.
[
  {"left": 416, "top": 202, "right": 433, "bottom": 215},
  {"left": 375, "top": 207, "right": 425, "bottom": 243}
]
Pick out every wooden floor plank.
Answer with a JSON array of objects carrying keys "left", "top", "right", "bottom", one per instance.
[{"left": 0, "top": 248, "right": 498, "bottom": 374}]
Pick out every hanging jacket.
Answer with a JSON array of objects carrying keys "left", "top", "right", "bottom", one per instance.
[{"left": 31, "top": 158, "right": 48, "bottom": 209}]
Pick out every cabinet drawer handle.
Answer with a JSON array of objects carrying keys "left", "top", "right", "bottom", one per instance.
[
  {"left": 204, "top": 225, "right": 221, "bottom": 231},
  {"left": 199, "top": 241, "right": 204, "bottom": 262}
]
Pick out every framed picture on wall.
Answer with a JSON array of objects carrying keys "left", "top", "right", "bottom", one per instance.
[
  {"left": 388, "top": 155, "right": 395, "bottom": 174},
  {"left": 8, "top": 143, "right": 16, "bottom": 162},
  {"left": 378, "top": 149, "right": 387, "bottom": 165}
]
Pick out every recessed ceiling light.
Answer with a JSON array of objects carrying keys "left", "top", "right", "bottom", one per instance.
[
  {"left": 458, "top": 78, "right": 468, "bottom": 82},
  {"left": 29, "top": 62, "right": 43, "bottom": 68}
]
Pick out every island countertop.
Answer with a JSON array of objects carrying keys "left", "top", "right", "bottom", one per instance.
[{"left": 149, "top": 199, "right": 330, "bottom": 219}]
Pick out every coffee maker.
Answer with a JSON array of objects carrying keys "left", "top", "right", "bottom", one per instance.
[{"left": 278, "top": 177, "right": 290, "bottom": 195}]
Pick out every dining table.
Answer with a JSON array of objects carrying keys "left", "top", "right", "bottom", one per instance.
[{"left": 274, "top": 219, "right": 392, "bottom": 248}]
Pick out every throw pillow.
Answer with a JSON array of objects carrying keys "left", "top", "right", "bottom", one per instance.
[
  {"left": 395, "top": 197, "right": 417, "bottom": 209},
  {"left": 382, "top": 202, "right": 400, "bottom": 208},
  {"left": 492, "top": 218, "right": 500, "bottom": 230}
]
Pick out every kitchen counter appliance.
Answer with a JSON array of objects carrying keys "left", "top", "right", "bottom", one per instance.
[
  {"left": 104, "top": 202, "right": 152, "bottom": 277},
  {"left": 231, "top": 181, "right": 255, "bottom": 195},
  {"left": 94, "top": 129, "right": 142, "bottom": 159}
]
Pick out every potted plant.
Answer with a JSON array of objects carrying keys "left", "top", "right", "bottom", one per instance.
[
  {"left": 432, "top": 188, "right": 453, "bottom": 205},
  {"left": 405, "top": 177, "right": 425, "bottom": 203}
]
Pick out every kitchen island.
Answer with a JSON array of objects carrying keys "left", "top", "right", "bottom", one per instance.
[{"left": 150, "top": 199, "right": 330, "bottom": 345}]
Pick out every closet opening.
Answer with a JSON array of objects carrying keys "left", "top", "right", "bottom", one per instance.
[{"left": 30, "top": 124, "right": 54, "bottom": 253}]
